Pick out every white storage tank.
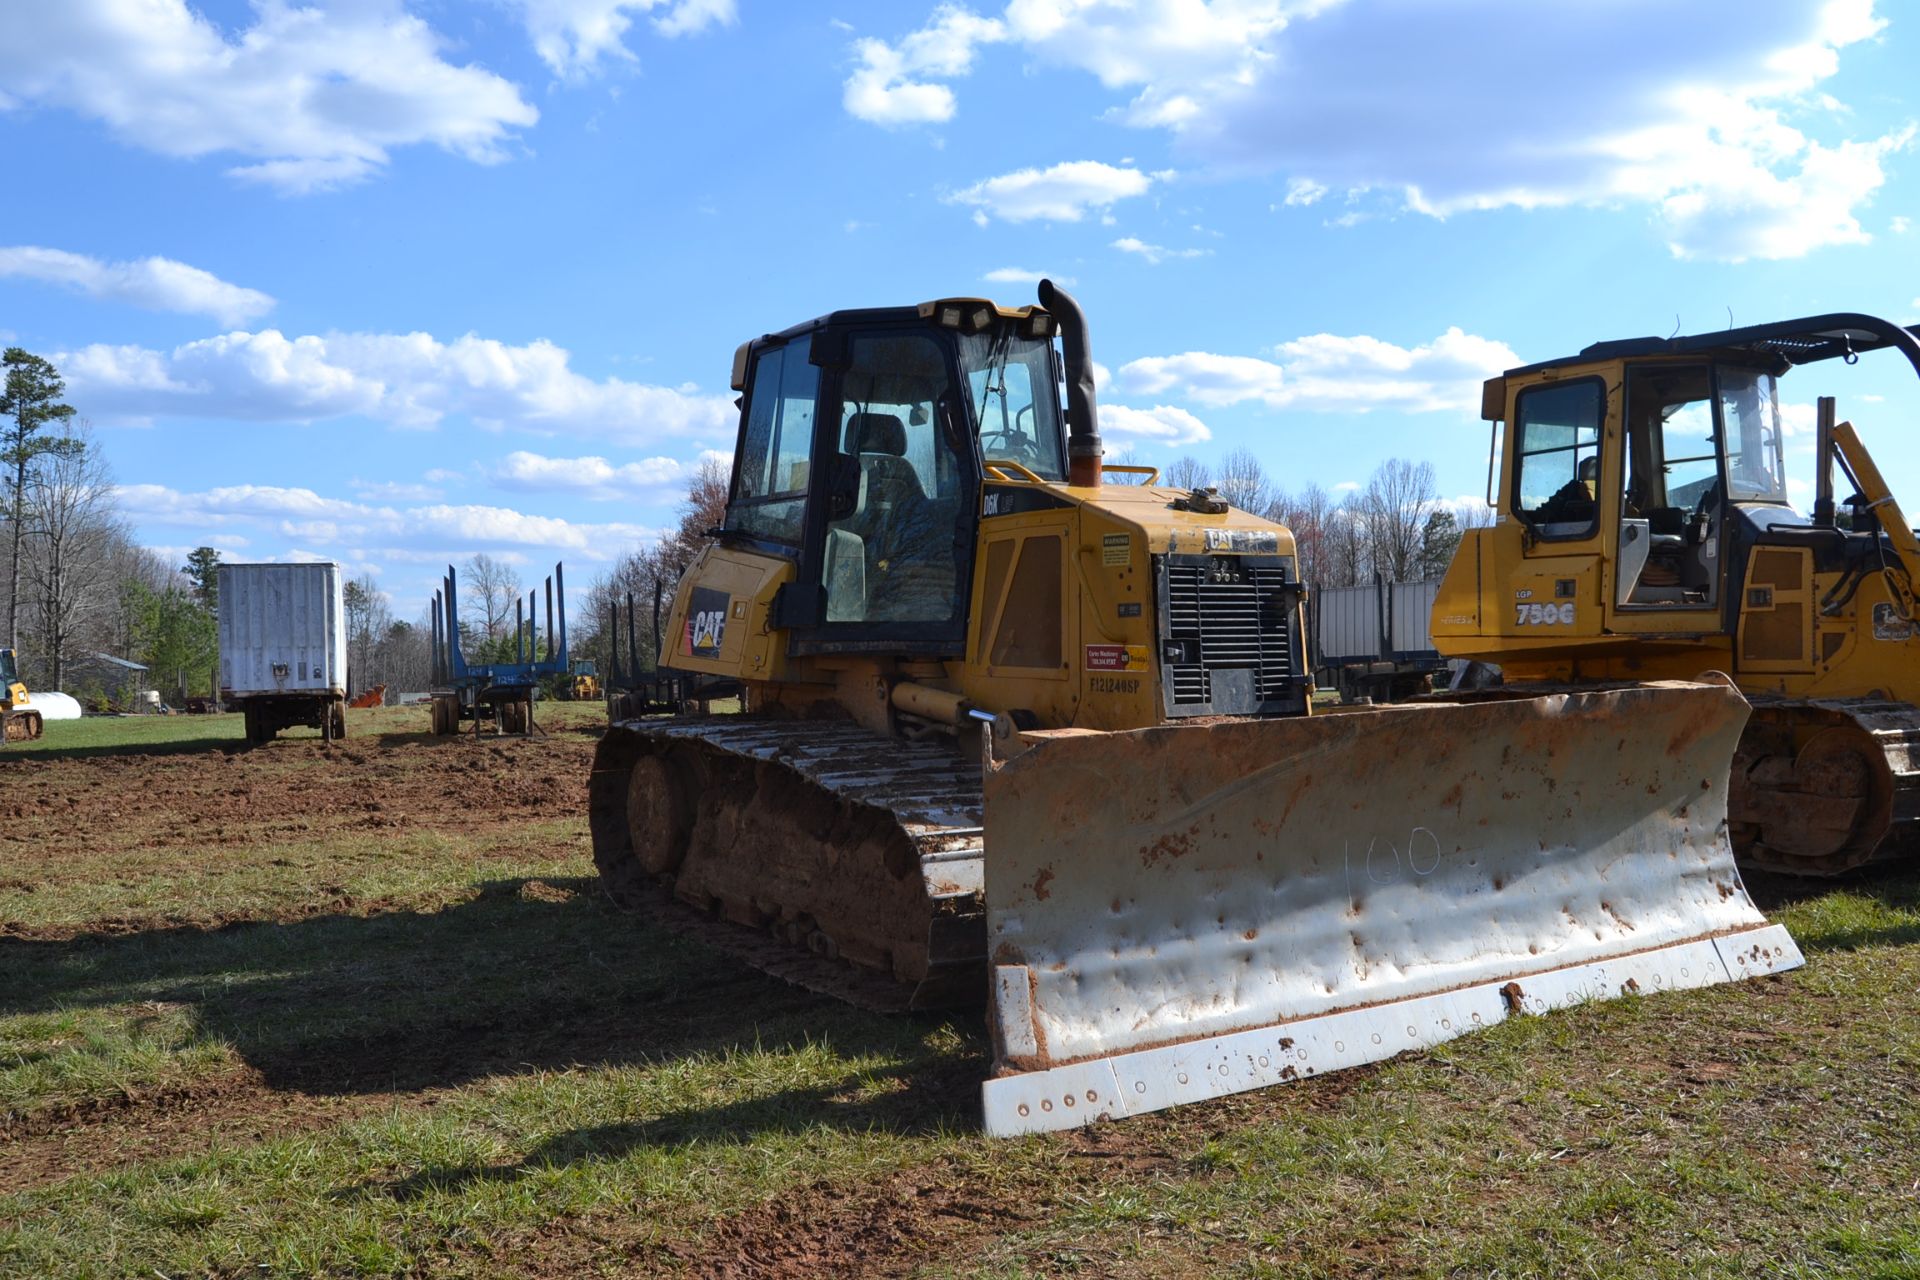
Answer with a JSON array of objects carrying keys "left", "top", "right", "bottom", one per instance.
[{"left": 218, "top": 561, "right": 349, "bottom": 743}]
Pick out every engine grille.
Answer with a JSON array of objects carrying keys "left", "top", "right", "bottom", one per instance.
[{"left": 1158, "top": 554, "right": 1306, "bottom": 716}]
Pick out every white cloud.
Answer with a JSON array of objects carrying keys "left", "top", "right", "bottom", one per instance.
[
  {"left": 492, "top": 448, "right": 733, "bottom": 501},
  {"left": 58, "top": 328, "right": 737, "bottom": 445},
  {"left": 1892, "top": 216, "right": 1911, "bottom": 234},
  {"left": 116, "top": 481, "right": 662, "bottom": 562},
  {"left": 1118, "top": 351, "right": 1288, "bottom": 407},
  {"left": 0, "top": 1, "right": 537, "bottom": 194},
  {"left": 0, "top": 246, "right": 273, "bottom": 326},
  {"left": 1117, "top": 327, "right": 1517, "bottom": 414},
  {"left": 982, "top": 267, "right": 1074, "bottom": 286},
  {"left": 512, "top": 0, "right": 737, "bottom": 79},
  {"left": 1099, "top": 403, "right": 1211, "bottom": 445},
  {"left": 949, "top": 160, "right": 1154, "bottom": 223},
  {"left": 844, "top": 5, "right": 1007, "bottom": 126},
  {"left": 867, "top": 0, "right": 1911, "bottom": 261},
  {"left": 1283, "top": 177, "right": 1328, "bottom": 207},
  {"left": 1110, "top": 236, "right": 1210, "bottom": 265}
]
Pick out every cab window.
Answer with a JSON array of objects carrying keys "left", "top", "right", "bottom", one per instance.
[
  {"left": 1718, "top": 365, "right": 1789, "bottom": 504},
  {"left": 1512, "top": 379, "right": 1605, "bottom": 538},
  {"left": 821, "top": 332, "right": 968, "bottom": 624},
  {"left": 956, "top": 330, "right": 1066, "bottom": 479},
  {"left": 729, "top": 343, "right": 818, "bottom": 543}
]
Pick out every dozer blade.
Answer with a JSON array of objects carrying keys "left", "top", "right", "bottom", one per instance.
[{"left": 981, "top": 682, "right": 1802, "bottom": 1136}]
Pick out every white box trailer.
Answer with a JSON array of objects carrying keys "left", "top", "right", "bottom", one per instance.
[
  {"left": 218, "top": 561, "right": 350, "bottom": 743},
  {"left": 1311, "top": 576, "right": 1452, "bottom": 702}
]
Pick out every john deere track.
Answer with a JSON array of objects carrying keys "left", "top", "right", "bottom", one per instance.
[
  {"left": 1733, "top": 696, "right": 1920, "bottom": 875},
  {"left": 589, "top": 717, "right": 986, "bottom": 1010}
]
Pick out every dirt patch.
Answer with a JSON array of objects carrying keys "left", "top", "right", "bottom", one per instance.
[{"left": 0, "top": 729, "right": 599, "bottom": 935}]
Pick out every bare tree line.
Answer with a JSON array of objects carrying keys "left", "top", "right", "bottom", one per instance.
[{"left": 1166, "top": 448, "right": 1494, "bottom": 588}]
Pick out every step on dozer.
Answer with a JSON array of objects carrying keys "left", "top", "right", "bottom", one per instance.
[{"left": 980, "top": 680, "right": 1800, "bottom": 1135}]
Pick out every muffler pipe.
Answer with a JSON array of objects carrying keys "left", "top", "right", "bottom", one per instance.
[
  {"left": 1814, "top": 396, "right": 1836, "bottom": 527},
  {"left": 1038, "top": 279, "right": 1102, "bottom": 488}
]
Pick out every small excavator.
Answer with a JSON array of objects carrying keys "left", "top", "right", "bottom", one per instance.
[
  {"left": 589, "top": 283, "right": 1798, "bottom": 1134},
  {"left": 1434, "top": 313, "right": 1920, "bottom": 876}
]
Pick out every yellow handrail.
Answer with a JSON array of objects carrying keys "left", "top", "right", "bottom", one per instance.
[
  {"left": 1834, "top": 420, "right": 1920, "bottom": 618},
  {"left": 1102, "top": 463, "right": 1161, "bottom": 484},
  {"left": 983, "top": 459, "right": 1046, "bottom": 483}
]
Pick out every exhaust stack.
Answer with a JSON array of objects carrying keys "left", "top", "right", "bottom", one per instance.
[{"left": 1039, "top": 279, "right": 1103, "bottom": 487}]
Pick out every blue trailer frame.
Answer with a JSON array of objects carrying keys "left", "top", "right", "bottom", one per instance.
[{"left": 428, "top": 562, "right": 570, "bottom": 737}]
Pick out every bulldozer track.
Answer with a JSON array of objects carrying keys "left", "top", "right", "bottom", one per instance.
[
  {"left": 590, "top": 716, "right": 986, "bottom": 1011},
  {"left": 1737, "top": 696, "right": 1920, "bottom": 875}
]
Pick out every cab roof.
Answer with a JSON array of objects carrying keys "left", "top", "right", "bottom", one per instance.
[
  {"left": 1506, "top": 312, "right": 1920, "bottom": 380},
  {"left": 754, "top": 297, "right": 1047, "bottom": 348}
]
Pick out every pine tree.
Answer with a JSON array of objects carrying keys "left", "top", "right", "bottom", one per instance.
[{"left": 0, "top": 349, "right": 80, "bottom": 649}]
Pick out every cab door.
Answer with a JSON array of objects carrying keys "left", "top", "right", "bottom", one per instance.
[
  {"left": 1606, "top": 364, "right": 1727, "bottom": 636},
  {"left": 787, "top": 327, "right": 980, "bottom": 656},
  {"left": 1502, "top": 375, "right": 1610, "bottom": 639}
]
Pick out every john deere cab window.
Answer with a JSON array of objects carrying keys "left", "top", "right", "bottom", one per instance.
[
  {"left": 730, "top": 342, "right": 819, "bottom": 543},
  {"left": 1718, "top": 366, "right": 1789, "bottom": 505},
  {"left": 821, "top": 332, "right": 968, "bottom": 624},
  {"left": 1619, "top": 365, "right": 1723, "bottom": 607},
  {"left": 1512, "top": 379, "right": 1605, "bottom": 538},
  {"left": 958, "top": 329, "right": 1065, "bottom": 480}
]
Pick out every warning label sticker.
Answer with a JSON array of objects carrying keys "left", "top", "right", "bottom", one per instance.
[
  {"left": 1085, "top": 644, "right": 1148, "bottom": 671},
  {"left": 1102, "top": 532, "right": 1131, "bottom": 566}
]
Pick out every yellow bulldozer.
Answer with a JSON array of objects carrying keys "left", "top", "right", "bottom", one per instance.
[
  {"left": 0, "top": 648, "right": 44, "bottom": 742},
  {"left": 1434, "top": 313, "right": 1920, "bottom": 876},
  {"left": 590, "top": 283, "right": 1800, "bottom": 1135}
]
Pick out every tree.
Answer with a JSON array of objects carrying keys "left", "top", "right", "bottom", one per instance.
[
  {"left": 1214, "top": 447, "right": 1271, "bottom": 514},
  {"left": 1, "top": 348, "right": 80, "bottom": 649},
  {"left": 1358, "top": 459, "right": 1440, "bottom": 582},
  {"left": 464, "top": 553, "right": 522, "bottom": 640},
  {"left": 1268, "top": 482, "right": 1334, "bottom": 589},
  {"left": 1165, "top": 455, "right": 1211, "bottom": 490},
  {"left": 1415, "top": 509, "right": 1463, "bottom": 581},
  {"left": 182, "top": 546, "right": 221, "bottom": 610},
  {"left": 342, "top": 575, "right": 393, "bottom": 693},
  {"left": 1323, "top": 495, "right": 1371, "bottom": 588},
  {"left": 129, "top": 581, "right": 218, "bottom": 702},
  {"left": 23, "top": 424, "right": 119, "bottom": 690}
]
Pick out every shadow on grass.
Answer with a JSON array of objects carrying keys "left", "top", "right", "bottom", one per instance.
[
  {"left": 365, "top": 1050, "right": 982, "bottom": 1203},
  {"left": 7, "top": 733, "right": 247, "bottom": 762},
  {"left": 1747, "top": 864, "right": 1920, "bottom": 953},
  {"left": 0, "top": 877, "right": 983, "bottom": 1131}
]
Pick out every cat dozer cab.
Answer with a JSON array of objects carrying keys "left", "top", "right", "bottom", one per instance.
[
  {"left": 0, "top": 649, "right": 43, "bottom": 742},
  {"left": 590, "top": 283, "right": 1799, "bottom": 1135},
  {"left": 1434, "top": 314, "right": 1920, "bottom": 876}
]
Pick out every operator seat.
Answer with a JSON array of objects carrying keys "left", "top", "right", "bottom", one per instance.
[
  {"left": 842, "top": 412, "right": 954, "bottom": 621},
  {"left": 844, "top": 414, "right": 921, "bottom": 528}
]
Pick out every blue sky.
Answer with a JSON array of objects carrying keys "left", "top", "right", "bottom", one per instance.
[{"left": 1, "top": 0, "right": 1915, "bottom": 616}]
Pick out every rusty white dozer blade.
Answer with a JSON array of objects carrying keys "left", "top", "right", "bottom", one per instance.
[{"left": 981, "top": 682, "right": 1803, "bottom": 1137}]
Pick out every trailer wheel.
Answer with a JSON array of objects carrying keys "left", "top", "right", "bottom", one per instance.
[{"left": 330, "top": 699, "right": 348, "bottom": 740}]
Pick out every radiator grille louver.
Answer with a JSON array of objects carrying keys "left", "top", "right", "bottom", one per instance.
[{"left": 1161, "top": 559, "right": 1299, "bottom": 711}]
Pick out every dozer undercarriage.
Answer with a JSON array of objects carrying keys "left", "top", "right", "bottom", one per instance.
[{"left": 591, "top": 716, "right": 986, "bottom": 1010}]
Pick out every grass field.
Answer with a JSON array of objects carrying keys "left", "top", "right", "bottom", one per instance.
[{"left": 5, "top": 706, "right": 1920, "bottom": 1277}]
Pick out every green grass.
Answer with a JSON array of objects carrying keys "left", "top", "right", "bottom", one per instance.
[
  {"left": 8, "top": 710, "right": 252, "bottom": 758},
  {"left": 6, "top": 721, "right": 1920, "bottom": 1277}
]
